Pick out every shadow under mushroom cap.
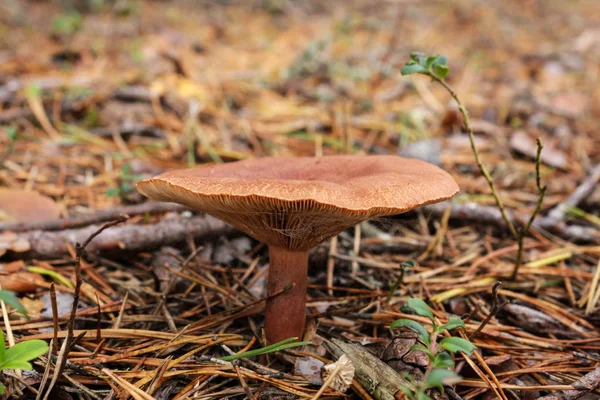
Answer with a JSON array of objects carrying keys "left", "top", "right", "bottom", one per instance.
[{"left": 136, "top": 155, "right": 459, "bottom": 250}]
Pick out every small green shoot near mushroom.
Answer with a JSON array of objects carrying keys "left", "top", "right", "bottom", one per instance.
[
  {"left": 0, "top": 290, "right": 27, "bottom": 318},
  {"left": 219, "top": 337, "right": 312, "bottom": 362},
  {"left": 0, "top": 291, "right": 48, "bottom": 393},
  {"left": 0, "top": 333, "right": 49, "bottom": 394},
  {"left": 391, "top": 298, "right": 476, "bottom": 400}
]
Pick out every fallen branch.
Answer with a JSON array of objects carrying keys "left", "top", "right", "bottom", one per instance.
[
  {"left": 324, "top": 337, "right": 409, "bottom": 400},
  {"left": 535, "top": 364, "right": 600, "bottom": 400},
  {"left": 0, "top": 202, "right": 185, "bottom": 233},
  {"left": 469, "top": 281, "right": 508, "bottom": 340},
  {"left": 423, "top": 202, "right": 598, "bottom": 243},
  {"left": 546, "top": 164, "right": 600, "bottom": 222},
  {"left": 3, "top": 214, "right": 234, "bottom": 259}
]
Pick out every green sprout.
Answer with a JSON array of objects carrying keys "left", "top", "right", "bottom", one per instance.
[
  {"left": 106, "top": 164, "right": 144, "bottom": 200},
  {"left": 219, "top": 337, "right": 311, "bottom": 362},
  {"left": 391, "top": 298, "right": 476, "bottom": 400},
  {"left": 401, "top": 53, "right": 449, "bottom": 81},
  {"left": 0, "top": 290, "right": 26, "bottom": 317},
  {"left": 51, "top": 11, "right": 83, "bottom": 36},
  {"left": 0, "top": 291, "right": 49, "bottom": 394}
]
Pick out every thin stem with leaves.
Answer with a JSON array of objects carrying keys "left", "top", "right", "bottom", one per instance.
[{"left": 401, "top": 52, "right": 547, "bottom": 280}]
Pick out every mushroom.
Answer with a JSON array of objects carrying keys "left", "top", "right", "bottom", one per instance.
[{"left": 136, "top": 155, "right": 459, "bottom": 343}]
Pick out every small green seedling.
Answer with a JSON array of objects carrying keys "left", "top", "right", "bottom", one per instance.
[
  {"left": 401, "top": 53, "right": 449, "bottom": 81},
  {"left": 51, "top": 11, "right": 83, "bottom": 36},
  {"left": 6, "top": 127, "right": 18, "bottom": 143},
  {"left": 219, "top": 337, "right": 311, "bottom": 362},
  {"left": 387, "top": 260, "right": 416, "bottom": 302},
  {"left": 106, "top": 164, "right": 144, "bottom": 199},
  {"left": 0, "top": 290, "right": 48, "bottom": 393},
  {"left": 391, "top": 298, "right": 476, "bottom": 400},
  {"left": 401, "top": 52, "right": 547, "bottom": 281},
  {"left": 0, "top": 290, "right": 27, "bottom": 318},
  {"left": 0, "top": 333, "right": 49, "bottom": 394}
]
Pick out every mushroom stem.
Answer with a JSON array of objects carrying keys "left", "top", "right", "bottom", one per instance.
[{"left": 265, "top": 246, "right": 309, "bottom": 344}]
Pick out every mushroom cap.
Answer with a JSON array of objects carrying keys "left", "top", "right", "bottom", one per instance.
[{"left": 137, "top": 155, "right": 459, "bottom": 250}]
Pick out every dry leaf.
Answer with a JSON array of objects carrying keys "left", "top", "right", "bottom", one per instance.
[
  {"left": 0, "top": 188, "right": 61, "bottom": 223},
  {"left": 0, "top": 232, "right": 31, "bottom": 256},
  {"left": 0, "top": 260, "right": 45, "bottom": 292},
  {"left": 509, "top": 130, "right": 568, "bottom": 170}
]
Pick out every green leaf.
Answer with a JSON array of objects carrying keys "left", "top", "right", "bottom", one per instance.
[
  {"left": 416, "top": 392, "right": 433, "bottom": 400},
  {"left": 433, "top": 55, "right": 448, "bottom": 66},
  {"left": 407, "top": 298, "right": 435, "bottom": 322},
  {"left": 1, "top": 360, "right": 33, "bottom": 370},
  {"left": 440, "top": 337, "right": 476, "bottom": 355},
  {"left": 0, "top": 340, "right": 49, "bottom": 370},
  {"left": 219, "top": 337, "right": 311, "bottom": 361},
  {"left": 438, "top": 317, "right": 465, "bottom": 332},
  {"left": 0, "top": 332, "right": 5, "bottom": 362},
  {"left": 390, "top": 319, "right": 430, "bottom": 345},
  {"left": 401, "top": 62, "right": 428, "bottom": 76},
  {"left": 397, "top": 385, "right": 415, "bottom": 400},
  {"left": 0, "top": 290, "right": 27, "bottom": 317},
  {"left": 433, "top": 352, "right": 455, "bottom": 368},
  {"left": 0, "top": 382, "right": 4, "bottom": 394},
  {"left": 425, "top": 55, "right": 438, "bottom": 70},
  {"left": 433, "top": 63, "right": 450, "bottom": 80},
  {"left": 425, "top": 369, "right": 462, "bottom": 387},
  {"left": 410, "top": 52, "right": 426, "bottom": 62},
  {"left": 400, "top": 260, "right": 416, "bottom": 268},
  {"left": 106, "top": 187, "right": 121, "bottom": 197},
  {"left": 409, "top": 344, "right": 433, "bottom": 359},
  {"left": 6, "top": 127, "right": 18, "bottom": 142}
]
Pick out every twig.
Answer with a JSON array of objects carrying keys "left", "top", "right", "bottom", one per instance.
[
  {"left": 469, "top": 281, "right": 509, "bottom": 340},
  {"left": 546, "top": 164, "right": 600, "bottom": 222},
  {"left": 0, "top": 201, "right": 184, "bottom": 233},
  {"left": 434, "top": 77, "right": 517, "bottom": 239},
  {"left": 512, "top": 139, "right": 547, "bottom": 280},
  {"left": 309, "top": 361, "right": 342, "bottom": 400},
  {"left": 386, "top": 264, "right": 409, "bottom": 302},
  {"left": 423, "top": 202, "right": 598, "bottom": 242},
  {"left": 324, "top": 338, "right": 410, "bottom": 400},
  {"left": 432, "top": 75, "right": 551, "bottom": 280},
  {"left": 3, "top": 214, "right": 234, "bottom": 259},
  {"left": 49, "top": 283, "right": 59, "bottom": 355},
  {"left": 40, "top": 216, "right": 128, "bottom": 400},
  {"left": 535, "top": 364, "right": 600, "bottom": 400}
]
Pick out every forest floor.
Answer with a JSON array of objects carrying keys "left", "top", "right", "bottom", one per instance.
[{"left": 0, "top": 1, "right": 599, "bottom": 399}]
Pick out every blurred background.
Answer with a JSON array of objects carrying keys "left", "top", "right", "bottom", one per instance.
[
  {"left": 0, "top": 0, "right": 599, "bottom": 221},
  {"left": 1, "top": 3, "right": 600, "bottom": 399}
]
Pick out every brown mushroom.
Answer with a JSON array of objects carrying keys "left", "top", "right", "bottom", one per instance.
[{"left": 136, "top": 155, "right": 459, "bottom": 343}]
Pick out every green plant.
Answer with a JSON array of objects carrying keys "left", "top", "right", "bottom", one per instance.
[
  {"left": 2, "top": 126, "right": 19, "bottom": 159},
  {"left": 386, "top": 260, "right": 416, "bottom": 302},
  {"left": 390, "top": 298, "right": 476, "bottom": 400},
  {"left": 5, "top": 127, "right": 18, "bottom": 143},
  {"left": 51, "top": 11, "right": 83, "bottom": 36},
  {"left": 0, "top": 290, "right": 26, "bottom": 317},
  {"left": 0, "top": 290, "right": 48, "bottom": 394},
  {"left": 0, "top": 333, "right": 49, "bottom": 394},
  {"left": 106, "top": 164, "right": 143, "bottom": 199},
  {"left": 219, "top": 337, "right": 311, "bottom": 362},
  {"left": 401, "top": 52, "right": 546, "bottom": 280}
]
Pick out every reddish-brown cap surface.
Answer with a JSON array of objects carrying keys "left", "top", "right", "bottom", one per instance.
[{"left": 137, "top": 155, "right": 459, "bottom": 249}]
